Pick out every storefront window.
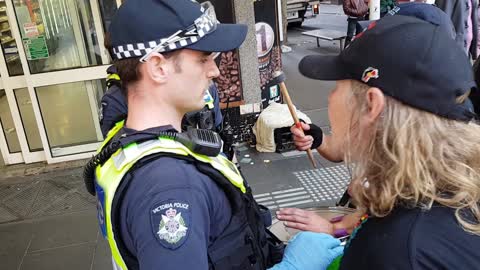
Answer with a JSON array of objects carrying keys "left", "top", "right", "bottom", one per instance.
[
  {"left": 14, "top": 88, "right": 42, "bottom": 151},
  {"left": 35, "top": 79, "right": 105, "bottom": 157},
  {"left": 14, "top": 0, "right": 102, "bottom": 74},
  {"left": 0, "top": 1, "right": 23, "bottom": 76},
  {"left": 0, "top": 89, "right": 20, "bottom": 153}
]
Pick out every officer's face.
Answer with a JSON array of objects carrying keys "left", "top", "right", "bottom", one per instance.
[{"left": 168, "top": 49, "right": 220, "bottom": 113}]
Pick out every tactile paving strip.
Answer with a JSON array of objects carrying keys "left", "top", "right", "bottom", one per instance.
[
  {"left": 254, "top": 187, "right": 314, "bottom": 210},
  {"left": 294, "top": 165, "right": 351, "bottom": 203}
]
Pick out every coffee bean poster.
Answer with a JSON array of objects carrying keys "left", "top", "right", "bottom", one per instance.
[
  {"left": 201, "top": 0, "right": 244, "bottom": 107},
  {"left": 254, "top": 0, "right": 283, "bottom": 107}
]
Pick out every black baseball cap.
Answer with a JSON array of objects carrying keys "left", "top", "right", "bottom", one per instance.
[
  {"left": 108, "top": 0, "right": 247, "bottom": 60},
  {"left": 299, "top": 15, "right": 476, "bottom": 121}
]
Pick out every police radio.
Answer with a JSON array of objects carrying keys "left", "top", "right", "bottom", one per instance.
[{"left": 176, "top": 127, "right": 222, "bottom": 157}]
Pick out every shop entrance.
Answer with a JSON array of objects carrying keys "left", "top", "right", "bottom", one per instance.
[{"left": 0, "top": 0, "right": 123, "bottom": 165}]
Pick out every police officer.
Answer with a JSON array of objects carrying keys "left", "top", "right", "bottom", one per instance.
[
  {"left": 99, "top": 65, "right": 126, "bottom": 137},
  {"left": 100, "top": 65, "right": 224, "bottom": 137},
  {"left": 84, "top": 1, "right": 343, "bottom": 270}
]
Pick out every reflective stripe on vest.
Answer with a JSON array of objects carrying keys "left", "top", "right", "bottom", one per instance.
[
  {"left": 99, "top": 120, "right": 125, "bottom": 153},
  {"left": 107, "top": 73, "right": 121, "bottom": 82},
  {"left": 96, "top": 137, "right": 246, "bottom": 270}
]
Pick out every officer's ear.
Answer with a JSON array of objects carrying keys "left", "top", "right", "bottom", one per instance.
[{"left": 143, "top": 52, "right": 170, "bottom": 83}]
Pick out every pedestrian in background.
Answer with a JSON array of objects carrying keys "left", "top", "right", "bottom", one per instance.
[
  {"left": 342, "top": 0, "right": 369, "bottom": 47},
  {"left": 343, "top": 0, "right": 369, "bottom": 47},
  {"left": 435, "top": 0, "right": 478, "bottom": 58},
  {"left": 466, "top": 0, "right": 479, "bottom": 59}
]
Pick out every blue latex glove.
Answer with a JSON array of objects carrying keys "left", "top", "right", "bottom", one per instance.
[{"left": 268, "top": 232, "right": 344, "bottom": 270}]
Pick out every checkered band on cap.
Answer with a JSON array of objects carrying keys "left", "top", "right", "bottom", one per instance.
[{"left": 112, "top": 11, "right": 216, "bottom": 60}]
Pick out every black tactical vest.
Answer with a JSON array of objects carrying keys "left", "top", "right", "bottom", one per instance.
[{"left": 109, "top": 153, "right": 284, "bottom": 270}]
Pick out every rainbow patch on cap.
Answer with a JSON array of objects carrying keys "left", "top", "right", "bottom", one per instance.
[{"left": 362, "top": 67, "right": 379, "bottom": 83}]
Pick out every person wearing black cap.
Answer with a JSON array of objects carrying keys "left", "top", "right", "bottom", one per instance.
[
  {"left": 99, "top": 30, "right": 225, "bottom": 139},
  {"left": 84, "top": 1, "right": 344, "bottom": 270},
  {"left": 283, "top": 14, "right": 480, "bottom": 269},
  {"left": 278, "top": 1, "right": 464, "bottom": 236},
  {"left": 99, "top": 64, "right": 225, "bottom": 138}
]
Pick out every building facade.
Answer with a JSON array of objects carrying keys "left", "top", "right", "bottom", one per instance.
[
  {"left": 0, "top": 0, "right": 282, "bottom": 166},
  {"left": 0, "top": 0, "right": 124, "bottom": 165}
]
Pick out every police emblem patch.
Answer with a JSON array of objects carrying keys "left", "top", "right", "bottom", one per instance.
[{"left": 151, "top": 200, "right": 190, "bottom": 249}]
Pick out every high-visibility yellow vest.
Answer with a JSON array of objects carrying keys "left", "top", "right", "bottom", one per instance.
[{"left": 95, "top": 131, "right": 245, "bottom": 269}]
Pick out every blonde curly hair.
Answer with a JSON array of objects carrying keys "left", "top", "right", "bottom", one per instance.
[{"left": 346, "top": 80, "right": 480, "bottom": 235}]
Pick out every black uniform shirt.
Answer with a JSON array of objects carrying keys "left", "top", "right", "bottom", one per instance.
[
  {"left": 340, "top": 203, "right": 480, "bottom": 269},
  {"left": 116, "top": 126, "right": 232, "bottom": 270}
]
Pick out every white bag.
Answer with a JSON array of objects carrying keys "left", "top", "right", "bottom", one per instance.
[{"left": 253, "top": 103, "right": 311, "bottom": 152}]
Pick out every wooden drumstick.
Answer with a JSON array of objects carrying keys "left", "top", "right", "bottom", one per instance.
[{"left": 273, "top": 71, "right": 317, "bottom": 168}]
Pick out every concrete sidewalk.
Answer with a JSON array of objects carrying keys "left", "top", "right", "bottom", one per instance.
[
  {"left": 0, "top": 151, "right": 112, "bottom": 270},
  {"left": 0, "top": 159, "right": 88, "bottom": 181},
  {"left": 0, "top": 166, "right": 111, "bottom": 270},
  {"left": 0, "top": 148, "right": 350, "bottom": 270}
]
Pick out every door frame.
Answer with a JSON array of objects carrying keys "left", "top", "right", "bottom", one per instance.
[{"left": 0, "top": 0, "right": 111, "bottom": 164}]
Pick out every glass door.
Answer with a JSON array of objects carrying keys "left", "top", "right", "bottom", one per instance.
[
  {"left": 0, "top": 0, "right": 40, "bottom": 164},
  {"left": 0, "top": 0, "right": 111, "bottom": 165},
  {"left": 0, "top": 87, "right": 25, "bottom": 164}
]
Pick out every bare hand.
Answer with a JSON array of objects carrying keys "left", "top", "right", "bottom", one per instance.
[
  {"left": 290, "top": 122, "right": 314, "bottom": 151},
  {"left": 332, "top": 210, "right": 365, "bottom": 234},
  {"left": 276, "top": 208, "right": 333, "bottom": 235}
]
